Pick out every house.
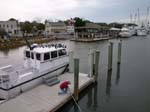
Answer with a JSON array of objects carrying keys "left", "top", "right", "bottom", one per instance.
[
  {"left": 75, "top": 22, "right": 110, "bottom": 39},
  {"left": 0, "top": 19, "right": 22, "bottom": 37},
  {"left": 45, "top": 21, "right": 67, "bottom": 36}
]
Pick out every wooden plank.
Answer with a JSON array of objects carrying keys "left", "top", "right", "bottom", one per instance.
[{"left": 0, "top": 73, "right": 94, "bottom": 112}]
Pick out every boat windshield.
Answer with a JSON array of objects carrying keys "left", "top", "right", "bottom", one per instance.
[
  {"left": 58, "top": 49, "right": 67, "bottom": 56},
  {"left": 26, "top": 51, "right": 30, "bottom": 58}
]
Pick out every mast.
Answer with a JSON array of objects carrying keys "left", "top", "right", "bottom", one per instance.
[
  {"left": 146, "top": 7, "right": 150, "bottom": 27},
  {"left": 137, "top": 8, "right": 140, "bottom": 26},
  {"left": 130, "top": 13, "right": 133, "bottom": 23},
  {"left": 134, "top": 13, "right": 137, "bottom": 24}
]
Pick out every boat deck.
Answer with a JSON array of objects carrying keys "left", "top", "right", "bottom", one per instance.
[{"left": 0, "top": 72, "right": 94, "bottom": 112}]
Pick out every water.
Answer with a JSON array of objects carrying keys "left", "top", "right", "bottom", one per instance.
[{"left": 0, "top": 36, "right": 150, "bottom": 112}]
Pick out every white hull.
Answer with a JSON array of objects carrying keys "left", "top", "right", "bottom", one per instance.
[
  {"left": 137, "top": 31, "right": 147, "bottom": 36},
  {"left": 119, "top": 32, "right": 132, "bottom": 38},
  {"left": 0, "top": 44, "right": 69, "bottom": 100},
  {"left": 0, "top": 64, "right": 68, "bottom": 99}
]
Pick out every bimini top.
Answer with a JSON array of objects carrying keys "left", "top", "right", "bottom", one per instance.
[{"left": 25, "top": 44, "right": 67, "bottom": 53}]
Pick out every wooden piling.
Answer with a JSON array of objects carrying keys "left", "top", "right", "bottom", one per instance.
[
  {"left": 69, "top": 51, "right": 74, "bottom": 73},
  {"left": 118, "top": 41, "right": 122, "bottom": 64},
  {"left": 108, "top": 42, "right": 113, "bottom": 71},
  {"left": 74, "top": 58, "right": 79, "bottom": 101},
  {"left": 94, "top": 50, "right": 100, "bottom": 81},
  {"left": 88, "top": 50, "right": 94, "bottom": 77}
]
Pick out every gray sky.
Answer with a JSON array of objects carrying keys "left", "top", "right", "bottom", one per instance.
[{"left": 0, "top": 0, "right": 149, "bottom": 23}]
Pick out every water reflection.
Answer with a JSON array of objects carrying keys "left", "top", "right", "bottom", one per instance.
[
  {"left": 115, "top": 64, "right": 121, "bottom": 85},
  {"left": 3, "top": 49, "right": 10, "bottom": 56},
  {"left": 87, "top": 84, "right": 98, "bottom": 111},
  {"left": 93, "top": 84, "right": 98, "bottom": 111},
  {"left": 87, "top": 86, "right": 92, "bottom": 107},
  {"left": 74, "top": 102, "right": 79, "bottom": 112},
  {"left": 106, "top": 70, "right": 112, "bottom": 97}
]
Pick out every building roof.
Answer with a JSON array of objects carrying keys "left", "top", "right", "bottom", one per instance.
[{"left": 75, "top": 22, "right": 109, "bottom": 29}]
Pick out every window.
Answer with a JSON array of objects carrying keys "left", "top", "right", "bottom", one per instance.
[
  {"left": 11, "top": 25, "right": 13, "bottom": 28},
  {"left": 58, "top": 49, "right": 67, "bottom": 56},
  {"left": 26, "top": 51, "right": 30, "bottom": 58},
  {"left": 31, "top": 52, "right": 34, "bottom": 59},
  {"left": 36, "top": 53, "right": 41, "bottom": 61},
  {"left": 51, "top": 51, "right": 57, "bottom": 59},
  {"left": 44, "top": 53, "right": 50, "bottom": 60}
]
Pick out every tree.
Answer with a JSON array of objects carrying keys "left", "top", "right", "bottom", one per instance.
[
  {"left": 109, "top": 22, "right": 124, "bottom": 29},
  {"left": 74, "top": 17, "right": 86, "bottom": 27},
  {"left": 36, "top": 23, "right": 45, "bottom": 31},
  {"left": 20, "top": 21, "right": 33, "bottom": 33}
]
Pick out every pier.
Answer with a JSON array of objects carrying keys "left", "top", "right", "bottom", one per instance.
[{"left": 0, "top": 72, "right": 94, "bottom": 112}]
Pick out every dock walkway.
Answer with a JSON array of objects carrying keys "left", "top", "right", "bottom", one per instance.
[{"left": 0, "top": 72, "right": 94, "bottom": 112}]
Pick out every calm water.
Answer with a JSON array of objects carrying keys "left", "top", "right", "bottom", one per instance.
[{"left": 0, "top": 36, "right": 150, "bottom": 112}]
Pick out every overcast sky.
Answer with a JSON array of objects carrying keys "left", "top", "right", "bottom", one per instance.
[{"left": 0, "top": 0, "right": 149, "bottom": 23}]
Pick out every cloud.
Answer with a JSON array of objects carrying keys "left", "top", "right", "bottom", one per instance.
[{"left": 0, "top": 0, "right": 149, "bottom": 22}]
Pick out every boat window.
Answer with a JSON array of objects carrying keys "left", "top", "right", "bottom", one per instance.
[
  {"left": 51, "top": 51, "right": 57, "bottom": 59},
  {"left": 36, "top": 53, "right": 41, "bottom": 61},
  {"left": 26, "top": 51, "right": 30, "bottom": 58},
  {"left": 44, "top": 53, "right": 50, "bottom": 60},
  {"left": 31, "top": 52, "right": 34, "bottom": 59},
  {"left": 58, "top": 49, "right": 67, "bottom": 56}
]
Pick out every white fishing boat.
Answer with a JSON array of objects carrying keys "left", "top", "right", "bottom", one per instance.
[
  {"left": 119, "top": 27, "right": 132, "bottom": 38},
  {"left": 0, "top": 44, "right": 69, "bottom": 99},
  {"left": 137, "top": 28, "right": 147, "bottom": 36}
]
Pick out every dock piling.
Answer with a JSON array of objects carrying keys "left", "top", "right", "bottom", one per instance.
[
  {"left": 94, "top": 50, "right": 100, "bottom": 82},
  {"left": 74, "top": 58, "right": 79, "bottom": 101},
  {"left": 118, "top": 40, "right": 122, "bottom": 64},
  {"left": 69, "top": 51, "right": 74, "bottom": 73},
  {"left": 108, "top": 42, "right": 113, "bottom": 71},
  {"left": 88, "top": 50, "right": 94, "bottom": 77}
]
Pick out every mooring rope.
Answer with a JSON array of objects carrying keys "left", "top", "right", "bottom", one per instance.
[{"left": 68, "top": 88, "right": 83, "bottom": 112}]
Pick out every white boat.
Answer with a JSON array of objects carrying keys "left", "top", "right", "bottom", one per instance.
[
  {"left": 128, "top": 26, "right": 137, "bottom": 36},
  {"left": 119, "top": 27, "right": 132, "bottom": 38},
  {"left": 0, "top": 44, "right": 69, "bottom": 99},
  {"left": 137, "top": 28, "right": 147, "bottom": 36}
]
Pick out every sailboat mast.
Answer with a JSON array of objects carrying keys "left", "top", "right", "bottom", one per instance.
[
  {"left": 146, "top": 7, "right": 150, "bottom": 27},
  {"left": 137, "top": 8, "right": 140, "bottom": 26}
]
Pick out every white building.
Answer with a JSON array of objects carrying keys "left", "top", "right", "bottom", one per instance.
[
  {"left": 0, "top": 19, "right": 22, "bottom": 37},
  {"left": 45, "top": 22, "right": 67, "bottom": 36},
  {"left": 66, "top": 18, "right": 75, "bottom": 34},
  {"left": 66, "top": 26, "right": 75, "bottom": 34}
]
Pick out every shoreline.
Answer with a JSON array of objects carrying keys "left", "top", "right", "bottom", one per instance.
[{"left": 0, "top": 37, "right": 69, "bottom": 51}]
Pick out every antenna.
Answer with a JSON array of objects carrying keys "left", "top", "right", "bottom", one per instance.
[{"left": 22, "top": 32, "right": 32, "bottom": 50}]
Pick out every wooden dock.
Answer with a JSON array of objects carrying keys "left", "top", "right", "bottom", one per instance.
[{"left": 0, "top": 72, "right": 94, "bottom": 112}]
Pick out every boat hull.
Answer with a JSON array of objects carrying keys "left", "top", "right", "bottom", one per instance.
[
  {"left": 119, "top": 32, "right": 132, "bottom": 38},
  {"left": 0, "top": 64, "right": 68, "bottom": 100}
]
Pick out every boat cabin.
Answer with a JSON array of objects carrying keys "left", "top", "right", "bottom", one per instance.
[{"left": 24, "top": 45, "right": 68, "bottom": 71}]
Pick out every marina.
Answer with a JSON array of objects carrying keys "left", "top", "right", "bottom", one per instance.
[
  {"left": 0, "top": 35, "right": 149, "bottom": 112},
  {"left": 0, "top": 1, "right": 150, "bottom": 111}
]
